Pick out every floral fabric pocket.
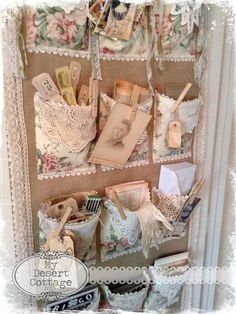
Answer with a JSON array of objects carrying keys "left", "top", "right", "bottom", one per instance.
[
  {"left": 154, "top": 1, "right": 202, "bottom": 61},
  {"left": 25, "top": 4, "right": 89, "bottom": 57},
  {"left": 153, "top": 93, "right": 201, "bottom": 163},
  {"left": 99, "top": 93, "right": 152, "bottom": 170},
  {"left": 38, "top": 192, "right": 101, "bottom": 265},
  {"left": 100, "top": 199, "right": 141, "bottom": 261},
  {"left": 35, "top": 93, "right": 96, "bottom": 179}
]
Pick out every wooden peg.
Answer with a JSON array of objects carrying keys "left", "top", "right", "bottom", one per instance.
[
  {"left": 171, "top": 82, "right": 192, "bottom": 114},
  {"left": 54, "top": 207, "right": 72, "bottom": 238},
  {"left": 111, "top": 191, "right": 126, "bottom": 220}
]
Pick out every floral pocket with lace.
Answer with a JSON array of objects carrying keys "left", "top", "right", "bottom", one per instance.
[
  {"left": 34, "top": 93, "right": 97, "bottom": 179},
  {"left": 153, "top": 92, "right": 201, "bottom": 163},
  {"left": 38, "top": 191, "right": 101, "bottom": 265}
]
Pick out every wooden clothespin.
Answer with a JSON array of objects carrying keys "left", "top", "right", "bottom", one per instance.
[
  {"left": 90, "top": 78, "right": 98, "bottom": 118},
  {"left": 44, "top": 207, "right": 75, "bottom": 256},
  {"left": 168, "top": 82, "right": 192, "bottom": 149},
  {"left": 171, "top": 82, "right": 192, "bottom": 114},
  {"left": 129, "top": 85, "right": 141, "bottom": 122},
  {"left": 111, "top": 191, "right": 126, "bottom": 220}
]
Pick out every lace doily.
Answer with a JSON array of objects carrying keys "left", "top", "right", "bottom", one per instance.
[
  {"left": 35, "top": 93, "right": 96, "bottom": 153},
  {"left": 134, "top": 201, "right": 173, "bottom": 258},
  {"left": 101, "top": 271, "right": 149, "bottom": 311},
  {"left": 152, "top": 187, "right": 189, "bottom": 222}
]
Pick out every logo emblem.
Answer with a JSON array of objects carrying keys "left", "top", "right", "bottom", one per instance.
[{"left": 12, "top": 252, "right": 89, "bottom": 300}]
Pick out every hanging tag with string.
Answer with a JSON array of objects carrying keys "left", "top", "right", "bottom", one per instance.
[{"left": 168, "top": 83, "right": 192, "bottom": 148}]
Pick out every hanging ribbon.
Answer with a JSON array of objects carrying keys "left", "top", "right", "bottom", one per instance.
[{"left": 89, "top": 21, "right": 102, "bottom": 81}]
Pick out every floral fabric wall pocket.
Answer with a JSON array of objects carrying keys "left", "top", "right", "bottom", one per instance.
[
  {"left": 153, "top": 92, "right": 201, "bottom": 163},
  {"left": 34, "top": 92, "right": 97, "bottom": 179},
  {"left": 25, "top": 4, "right": 89, "bottom": 57}
]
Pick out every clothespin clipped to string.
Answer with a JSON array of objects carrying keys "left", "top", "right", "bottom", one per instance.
[
  {"left": 168, "top": 82, "right": 192, "bottom": 149},
  {"left": 129, "top": 84, "right": 141, "bottom": 122}
]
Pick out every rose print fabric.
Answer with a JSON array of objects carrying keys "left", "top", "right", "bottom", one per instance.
[
  {"left": 34, "top": 93, "right": 96, "bottom": 179},
  {"left": 154, "top": 0, "right": 202, "bottom": 60},
  {"left": 153, "top": 93, "right": 201, "bottom": 162},
  {"left": 26, "top": 5, "right": 89, "bottom": 54}
]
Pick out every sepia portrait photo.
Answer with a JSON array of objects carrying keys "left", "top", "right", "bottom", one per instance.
[{"left": 89, "top": 103, "right": 151, "bottom": 169}]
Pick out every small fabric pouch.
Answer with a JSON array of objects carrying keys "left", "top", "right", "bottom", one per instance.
[
  {"left": 144, "top": 261, "right": 191, "bottom": 311},
  {"left": 35, "top": 93, "right": 97, "bottom": 179},
  {"left": 153, "top": 92, "right": 201, "bottom": 162},
  {"left": 100, "top": 199, "right": 141, "bottom": 261},
  {"left": 99, "top": 272, "right": 150, "bottom": 311},
  {"left": 38, "top": 192, "right": 100, "bottom": 265},
  {"left": 99, "top": 92, "right": 152, "bottom": 170}
]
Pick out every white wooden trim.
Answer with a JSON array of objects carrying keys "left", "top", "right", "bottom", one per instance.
[{"left": 186, "top": 7, "right": 235, "bottom": 312}]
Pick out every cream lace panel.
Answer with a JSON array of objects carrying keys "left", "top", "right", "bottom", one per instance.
[
  {"left": 134, "top": 201, "right": 173, "bottom": 258},
  {"left": 34, "top": 93, "right": 96, "bottom": 179},
  {"left": 100, "top": 93, "right": 152, "bottom": 170},
  {"left": 101, "top": 273, "right": 149, "bottom": 311},
  {"left": 101, "top": 200, "right": 141, "bottom": 262},
  {"left": 144, "top": 264, "right": 191, "bottom": 310},
  {"left": 152, "top": 187, "right": 189, "bottom": 222},
  {"left": 153, "top": 93, "right": 201, "bottom": 162},
  {"left": 35, "top": 93, "right": 96, "bottom": 153}
]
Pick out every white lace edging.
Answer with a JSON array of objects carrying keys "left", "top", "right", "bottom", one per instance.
[
  {"left": 26, "top": 45, "right": 90, "bottom": 59},
  {"left": 100, "top": 54, "right": 147, "bottom": 61},
  {"left": 156, "top": 55, "right": 195, "bottom": 62},
  {"left": 153, "top": 152, "right": 192, "bottom": 164},
  {"left": 38, "top": 167, "right": 97, "bottom": 180},
  {"left": 101, "top": 159, "right": 149, "bottom": 172}
]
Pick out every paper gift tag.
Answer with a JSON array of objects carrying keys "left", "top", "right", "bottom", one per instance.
[{"left": 168, "top": 120, "right": 182, "bottom": 148}]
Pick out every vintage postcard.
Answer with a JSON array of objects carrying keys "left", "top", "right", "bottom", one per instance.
[
  {"left": 89, "top": 103, "right": 151, "bottom": 169},
  {"left": 104, "top": 0, "right": 136, "bottom": 41},
  {"left": 88, "top": 0, "right": 106, "bottom": 25}
]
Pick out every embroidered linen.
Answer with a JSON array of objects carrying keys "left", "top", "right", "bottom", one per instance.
[
  {"left": 99, "top": 93, "right": 152, "bottom": 170},
  {"left": 25, "top": 5, "right": 89, "bottom": 56},
  {"left": 144, "top": 263, "right": 191, "bottom": 310},
  {"left": 34, "top": 93, "right": 96, "bottom": 179},
  {"left": 100, "top": 200, "right": 141, "bottom": 261},
  {"left": 155, "top": 0, "right": 202, "bottom": 60},
  {"left": 153, "top": 93, "right": 201, "bottom": 162},
  {"left": 38, "top": 207, "right": 100, "bottom": 265}
]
